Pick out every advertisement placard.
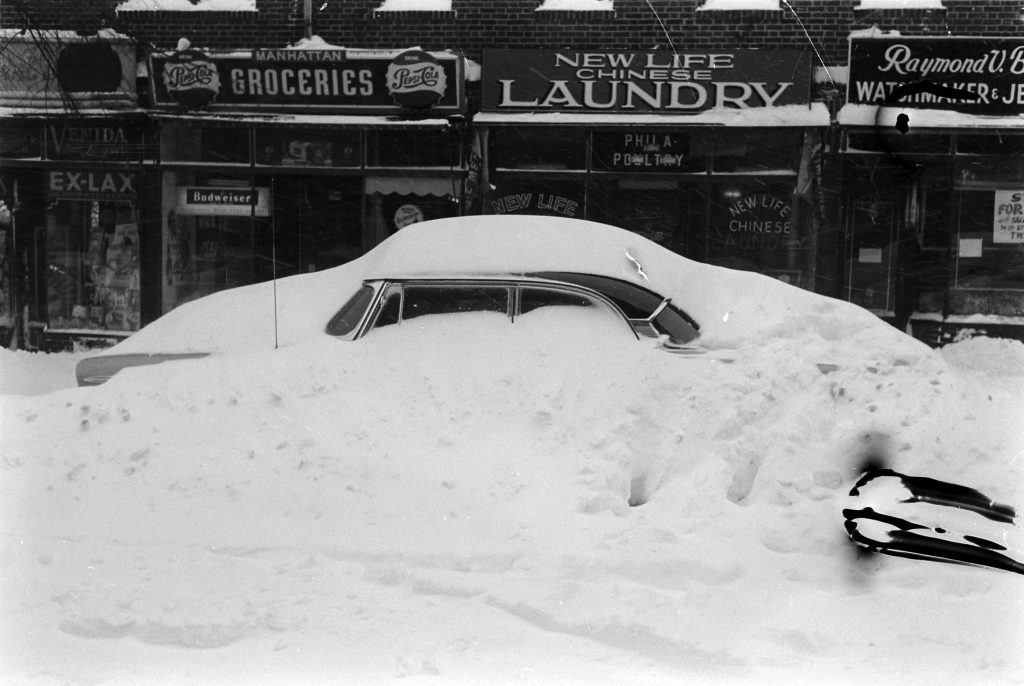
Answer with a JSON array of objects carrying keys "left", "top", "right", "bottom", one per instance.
[
  {"left": 177, "top": 187, "right": 271, "bottom": 216},
  {"left": 994, "top": 190, "right": 1024, "bottom": 243}
]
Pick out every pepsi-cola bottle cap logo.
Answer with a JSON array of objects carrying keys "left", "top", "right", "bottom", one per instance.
[
  {"left": 162, "top": 50, "right": 221, "bottom": 109},
  {"left": 386, "top": 50, "right": 447, "bottom": 111}
]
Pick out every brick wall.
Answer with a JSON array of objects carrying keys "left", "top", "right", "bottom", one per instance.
[{"left": 3, "top": 1, "right": 1022, "bottom": 66}]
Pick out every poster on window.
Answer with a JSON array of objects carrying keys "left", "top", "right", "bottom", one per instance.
[{"left": 994, "top": 190, "right": 1024, "bottom": 243}]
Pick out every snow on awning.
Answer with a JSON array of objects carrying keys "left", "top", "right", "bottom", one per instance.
[
  {"left": 150, "top": 112, "right": 452, "bottom": 129},
  {"left": 839, "top": 104, "right": 1024, "bottom": 130},
  {"left": 473, "top": 103, "right": 830, "bottom": 128}
]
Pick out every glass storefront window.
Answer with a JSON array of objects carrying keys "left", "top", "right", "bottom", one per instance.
[
  {"left": 956, "top": 134, "right": 1024, "bottom": 157},
  {"left": 366, "top": 129, "right": 459, "bottom": 168},
  {"left": 955, "top": 190, "right": 1024, "bottom": 292},
  {"left": 161, "top": 123, "right": 250, "bottom": 164},
  {"left": 485, "top": 176, "right": 584, "bottom": 218},
  {"left": 256, "top": 128, "right": 361, "bottom": 167},
  {"left": 590, "top": 130, "right": 705, "bottom": 174},
  {"left": 491, "top": 127, "right": 587, "bottom": 170},
  {"left": 711, "top": 130, "right": 801, "bottom": 173},
  {"left": 46, "top": 200, "right": 140, "bottom": 332},
  {"left": 703, "top": 181, "right": 812, "bottom": 287},
  {"left": 162, "top": 173, "right": 367, "bottom": 313},
  {"left": 586, "top": 177, "right": 688, "bottom": 249}
]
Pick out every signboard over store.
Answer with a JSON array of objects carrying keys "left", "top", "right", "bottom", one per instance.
[
  {"left": 149, "top": 48, "right": 464, "bottom": 114},
  {"left": 481, "top": 50, "right": 811, "bottom": 113},
  {"left": 848, "top": 37, "right": 1024, "bottom": 115}
]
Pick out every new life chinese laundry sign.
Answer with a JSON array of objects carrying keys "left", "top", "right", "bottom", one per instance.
[{"left": 481, "top": 50, "right": 811, "bottom": 113}]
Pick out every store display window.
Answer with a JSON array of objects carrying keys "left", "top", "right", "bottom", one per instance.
[
  {"left": 703, "top": 181, "right": 813, "bottom": 287},
  {"left": 256, "top": 127, "right": 361, "bottom": 167},
  {"left": 710, "top": 130, "right": 801, "bottom": 174},
  {"left": 367, "top": 129, "right": 460, "bottom": 168},
  {"left": 46, "top": 200, "right": 140, "bottom": 332},
  {"left": 161, "top": 123, "right": 250, "bottom": 164},
  {"left": 491, "top": 127, "right": 587, "bottom": 170},
  {"left": 955, "top": 190, "right": 1024, "bottom": 292},
  {"left": 161, "top": 173, "right": 367, "bottom": 314}
]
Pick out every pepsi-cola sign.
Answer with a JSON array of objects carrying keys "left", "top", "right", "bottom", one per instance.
[{"left": 386, "top": 50, "right": 448, "bottom": 111}]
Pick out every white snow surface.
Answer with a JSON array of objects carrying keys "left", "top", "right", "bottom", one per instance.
[
  {"left": 116, "top": 0, "right": 256, "bottom": 11},
  {"left": 2, "top": 216, "right": 1023, "bottom": 685}
]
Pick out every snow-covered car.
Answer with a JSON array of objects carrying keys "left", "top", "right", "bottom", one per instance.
[{"left": 76, "top": 216, "right": 711, "bottom": 387}]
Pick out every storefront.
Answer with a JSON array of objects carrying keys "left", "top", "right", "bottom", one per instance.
[
  {"left": 840, "top": 36, "right": 1024, "bottom": 343},
  {"left": 148, "top": 45, "right": 467, "bottom": 316},
  {"left": 472, "top": 49, "right": 830, "bottom": 291},
  {"left": 0, "top": 30, "right": 154, "bottom": 350}
]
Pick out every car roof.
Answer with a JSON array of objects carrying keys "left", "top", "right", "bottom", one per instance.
[{"left": 361, "top": 216, "right": 663, "bottom": 291}]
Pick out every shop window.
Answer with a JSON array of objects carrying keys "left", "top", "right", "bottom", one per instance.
[
  {"left": 956, "top": 134, "right": 1024, "bottom": 157},
  {"left": 485, "top": 177, "right": 584, "bottom": 218},
  {"left": 956, "top": 158, "right": 1024, "bottom": 188},
  {"left": 586, "top": 176, "right": 684, "bottom": 249},
  {"left": 491, "top": 127, "right": 586, "bottom": 170},
  {"left": 366, "top": 129, "right": 459, "bottom": 168},
  {"left": 0, "top": 120, "right": 43, "bottom": 159},
  {"left": 955, "top": 190, "right": 1024, "bottom": 292},
  {"left": 256, "top": 128, "right": 361, "bottom": 167},
  {"left": 590, "top": 130, "right": 705, "bottom": 174},
  {"left": 161, "top": 123, "right": 250, "bottom": 164},
  {"left": 45, "top": 201, "right": 140, "bottom": 332},
  {"left": 711, "top": 130, "right": 800, "bottom": 173},
  {"left": 162, "top": 174, "right": 365, "bottom": 314},
  {"left": 845, "top": 131, "right": 951, "bottom": 159},
  {"left": 703, "top": 181, "right": 812, "bottom": 287}
]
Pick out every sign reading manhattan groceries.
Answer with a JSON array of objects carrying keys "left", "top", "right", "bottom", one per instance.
[
  {"left": 482, "top": 50, "right": 811, "bottom": 113},
  {"left": 848, "top": 37, "right": 1024, "bottom": 115},
  {"left": 149, "top": 47, "right": 463, "bottom": 113}
]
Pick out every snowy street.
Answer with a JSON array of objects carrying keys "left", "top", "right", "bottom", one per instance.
[{"left": 2, "top": 328, "right": 1022, "bottom": 685}]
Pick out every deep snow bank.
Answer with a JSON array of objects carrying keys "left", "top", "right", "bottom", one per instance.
[{"left": 1, "top": 318, "right": 1022, "bottom": 684}]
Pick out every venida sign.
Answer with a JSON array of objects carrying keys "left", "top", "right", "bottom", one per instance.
[
  {"left": 481, "top": 50, "right": 811, "bottom": 113},
  {"left": 848, "top": 37, "right": 1024, "bottom": 115}
]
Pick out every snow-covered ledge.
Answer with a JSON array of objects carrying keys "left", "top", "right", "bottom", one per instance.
[
  {"left": 536, "top": 0, "right": 614, "bottom": 10},
  {"left": 115, "top": 0, "right": 256, "bottom": 10},
  {"left": 697, "top": 0, "right": 781, "bottom": 10}
]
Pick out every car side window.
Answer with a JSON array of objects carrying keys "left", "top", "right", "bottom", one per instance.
[
  {"left": 652, "top": 303, "right": 700, "bottom": 344},
  {"left": 401, "top": 286, "right": 510, "bottom": 322},
  {"left": 325, "top": 284, "right": 375, "bottom": 336},
  {"left": 517, "top": 286, "right": 633, "bottom": 337},
  {"left": 519, "top": 287, "right": 594, "bottom": 315},
  {"left": 372, "top": 288, "right": 402, "bottom": 329}
]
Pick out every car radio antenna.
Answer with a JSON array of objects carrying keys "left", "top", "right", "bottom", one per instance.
[{"left": 270, "top": 178, "right": 279, "bottom": 349}]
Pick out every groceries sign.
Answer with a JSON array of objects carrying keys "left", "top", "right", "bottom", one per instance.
[
  {"left": 848, "top": 37, "right": 1024, "bottom": 115},
  {"left": 482, "top": 50, "right": 811, "bottom": 113},
  {"left": 149, "top": 48, "right": 463, "bottom": 114}
]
